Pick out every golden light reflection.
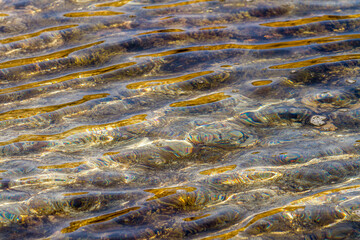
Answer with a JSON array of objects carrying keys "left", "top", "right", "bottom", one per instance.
[
  {"left": 102, "top": 151, "right": 120, "bottom": 156},
  {"left": 170, "top": 92, "right": 230, "bottom": 107},
  {"left": 203, "top": 185, "right": 360, "bottom": 239},
  {"left": 251, "top": 80, "right": 273, "bottom": 86},
  {"left": 290, "top": 184, "right": 360, "bottom": 205},
  {"left": 126, "top": 71, "right": 213, "bottom": 89},
  {"left": 0, "top": 93, "right": 109, "bottom": 121},
  {"left": 199, "top": 165, "right": 237, "bottom": 176},
  {"left": 135, "top": 33, "right": 360, "bottom": 58},
  {"left": 261, "top": 14, "right": 360, "bottom": 27},
  {"left": 61, "top": 207, "right": 141, "bottom": 233},
  {"left": 270, "top": 53, "right": 360, "bottom": 69},
  {"left": 144, "top": 186, "right": 197, "bottom": 200},
  {"left": 95, "top": 0, "right": 131, "bottom": 7},
  {"left": 0, "top": 41, "right": 104, "bottom": 69},
  {"left": 0, "top": 62, "right": 136, "bottom": 95},
  {"left": 37, "top": 161, "right": 86, "bottom": 170},
  {"left": 0, "top": 114, "right": 147, "bottom": 146},
  {"left": 63, "top": 192, "right": 89, "bottom": 196},
  {"left": 0, "top": 25, "right": 78, "bottom": 45},
  {"left": 63, "top": 11, "right": 124, "bottom": 18},
  {"left": 143, "top": 0, "right": 213, "bottom": 9},
  {"left": 202, "top": 206, "right": 305, "bottom": 240}
]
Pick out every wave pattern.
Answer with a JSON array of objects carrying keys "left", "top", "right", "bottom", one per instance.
[{"left": 1, "top": 0, "right": 360, "bottom": 239}]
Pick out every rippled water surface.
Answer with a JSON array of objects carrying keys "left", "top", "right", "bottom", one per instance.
[{"left": 3, "top": 0, "right": 360, "bottom": 239}]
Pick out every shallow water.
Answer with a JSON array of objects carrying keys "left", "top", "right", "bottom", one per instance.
[{"left": 2, "top": 0, "right": 360, "bottom": 239}]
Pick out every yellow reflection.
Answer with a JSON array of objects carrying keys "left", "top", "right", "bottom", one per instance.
[
  {"left": 144, "top": 186, "right": 197, "bottom": 200},
  {"left": 199, "top": 165, "right": 237, "bottom": 176},
  {"left": 103, "top": 151, "right": 120, "bottom": 156},
  {"left": 290, "top": 184, "right": 360, "bottom": 205},
  {"left": 63, "top": 11, "right": 124, "bottom": 17},
  {"left": 0, "top": 93, "right": 109, "bottom": 121},
  {"left": 200, "top": 26, "right": 227, "bottom": 30},
  {"left": 261, "top": 14, "right": 360, "bottom": 27},
  {"left": 61, "top": 206, "right": 141, "bottom": 233},
  {"left": 0, "top": 114, "right": 147, "bottom": 146},
  {"left": 0, "top": 170, "right": 7, "bottom": 173},
  {"left": 0, "top": 41, "right": 104, "bottom": 69},
  {"left": 0, "top": 14, "right": 8, "bottom": 17},
  {"left": 202, "top": 206, "right": 305, "bottom": 240},
  {"left": 135, "top": 34, "right": 360, "bottom": 58},
  {"left": 63, "top": 192, "right": 89, "bottom": 196},
  {"left": 270, "top": 53, "right": 360, "bottom": 69},
  {"left": 183, "top": 213, "right": 211, "bottom": 221},
  {"left": 143, "top": 0, "right": 213, "bottom": 9},
  {"left": 0, "top": 62, "right": 136, "bottom": 95},
  {"left": 251, "top": 80, "right": 272, "bottom": 86},
  {"left": 37, "top": 161, "right": 86, "bottom": 170},
  {"left": 126, "top": 71, "right": 213, "bottom": 89},
  {"left": 170, "top": 92, "right": 230, "bottom": 107},
  {"left": 136, "top": 28, "right": 184, "bottom": 36},
  {"left": 204, "top": 185, "right": 360, "bottom": 239},
  {"left": 0, "top": 25, "right": 78, "bottom": 45},
  {"left": 95, "top": 0, "right": 131, "bottom": 7}
]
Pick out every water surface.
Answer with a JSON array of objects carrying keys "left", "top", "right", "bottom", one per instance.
[{"left": 1, "top": 0, "right": 360, "bottom": 239}]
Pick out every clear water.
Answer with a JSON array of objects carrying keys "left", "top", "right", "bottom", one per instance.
[{"left": 1, "top": 0, "right": 360, "bottom": 239}]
